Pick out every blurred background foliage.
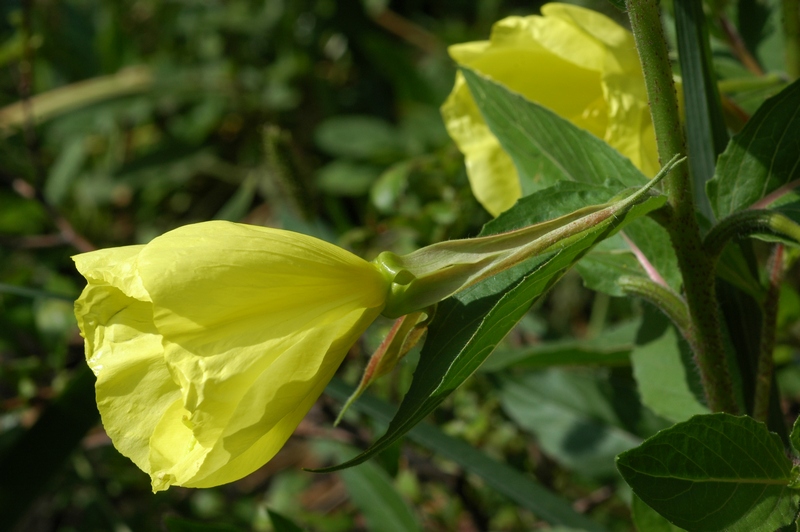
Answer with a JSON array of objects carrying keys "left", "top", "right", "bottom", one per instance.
[{"left": 0, "top": 0, "right": 795, "bottom": 530}]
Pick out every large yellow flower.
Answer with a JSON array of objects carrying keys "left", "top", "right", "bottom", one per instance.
[
  {"left": 442, "top": 3, "right": 658, "bottom": 216},
  {"left": 74, "top": 221, "right": 388, "bottom": 491}
]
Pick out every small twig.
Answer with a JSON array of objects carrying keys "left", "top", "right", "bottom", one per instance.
[
  {"left": 572, "top": 485, "right": 614, "bottom": 514},
  {"left": 717, "top": 15, "right": 765, "bottom": 76},
  {"left": 621, "top": 231, "right": 669, "bottom": 288},
  {"left": 370, "top": 8, "right": 441, "bottom": 53},
  {"left": 750, "top": 178, "right": 800, "bottom": 210},
  {"left": 753, "top": 244, "right": 783, "bottom": 422}
]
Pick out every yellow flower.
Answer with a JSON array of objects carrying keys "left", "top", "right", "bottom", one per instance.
[
  {"left": 442, "top": 2, "right": 658, "bottom": 216},
  {"left": 74, "top": 221, "right": 388, "bottom": 491}
]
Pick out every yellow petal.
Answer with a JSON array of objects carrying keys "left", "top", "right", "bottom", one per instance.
[
  {"left": 441, "top": 72, "right": 521, "bottom": 216},
  {"left": 132, "top": 221, "right": 387, "bottom": 488},
  {"left": 181, "top": 306, "right": 380, "bottom": 488},
  {"left": 442, "top": 2, "right": 659, "bottom": 216},
  {"left": 74, "top": 221, "right": 390, "bottom": 491},
  {"left": 73, "top": 247, "right": 181, "bottom": 474}
]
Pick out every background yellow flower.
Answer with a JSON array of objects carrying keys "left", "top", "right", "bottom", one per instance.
[
  {"left": 442, "top": 2, "right": 658, "bottom": 216},
  {"left": 74, "top": 221, "right": 387, "bottom": 491}
]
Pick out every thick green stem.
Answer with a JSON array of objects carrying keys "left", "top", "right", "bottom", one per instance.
[
  {"left": 618, "top": 276, "right": 693, "bottom": 344},
  {"left": 753, "top": 245, "right": 783, "bottom": 422},
  {"left": 704, "top": 210, "right": 800, "bottom": 259},
  {"left": 627, "top": 0, "right": 739, "bottom": 413}
]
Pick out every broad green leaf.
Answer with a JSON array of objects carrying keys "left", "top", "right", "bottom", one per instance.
[
  {"left": 460, "top": 66, "right": 648, "bottom": 196},
  {"left": 481, "top": 318, "right": 640, "bottom": 372},
  {"left": 314, "top": 115, "right": 405, "bottom": 162},
  {"left": 630, "top": 311, "right": 709, "bottom": 423},
  {"left": 498, "top": 369, "right": 652, "bottom": 478},
  {"left": 324, "top": 379, "right": 605, "bottom": 531},
  {"left": 632, "top": 495, "right": 686, "bottom": 531},
  {"left": 576, "top": 237, "right": 645, "bottom": 296},
  {"left": 617, "top": 414, "right": 800, "bottom": 532},
  {"left": 267, "top": 510, "right": 305, "bottom": 532},
  {"left": 461, "top": 65, "right": 679, "bottom": 298},
  {"left": 340, "top": 461, "right": 421, "bottom": 532},
  {"left": 624, "top": 218, "right": 682, "bottom": 290},
  {"left": 706, "top": 79, "right": 800, "bottom": 218},
  {"left": 578, "top": 217, "right": 681, "bottom": 297}
]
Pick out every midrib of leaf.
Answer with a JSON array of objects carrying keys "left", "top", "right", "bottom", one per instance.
[{"left": 620, "top": 472, "right": 793, "bottom": 484}]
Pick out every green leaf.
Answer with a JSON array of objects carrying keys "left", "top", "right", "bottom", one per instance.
[
  {"left": 267, "top": 510, "right": 306, "bottom": 532},
  {"left": 340, "top": 461, "right": 421, "bottom": 532},
  {"left": 576, "top": 237, "right": 645, "bottom": 296},
  {"left": 481, "top": 318, "right": 640, "bottom": 372},
  {"left": 44, "top": 138, "right": 87, "bottom": 205},
  {"left": 462, "top": 64, "right": 680, "bottom": 299},
  {"left": 632, "top": 495, "right": 686, "bottom": 531},
  {"left": 630, "top": 311, "right": 709, "bottom": 423},
  {"left": 316, "top": 160, "right": 383, "bottom": 197},
  {"left": 617, "top": 413, "right": 800, "bottom": 532},
  {"left": 577, "top": 217, "right": 682, "bottom": 297},
  {"left": 324, "top": 378, "right": 605, "bottom": 531},
  {"left": 497, "top": 369, "right": 649, "bottom": 478},
  {"left": 674, "top": 0, "right": 728, "bottom": 220},
  {"left": 314, "top": 115, "right": 405, "bottom": 162},
  {"left": 323, "top": 191, "right": 663, "bottom": 469},
  {"left": 317, "top": 73, "right": 675, "bottom": 473},
  {"left": 460, "top": 66, "right": 648, "bottom": 197},
  {"left": 706, "top": 79, "right": 800, "bottom": 219}
]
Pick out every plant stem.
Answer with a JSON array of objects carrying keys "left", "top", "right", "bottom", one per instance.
[
  {"left": 703, "top": 210, "right": 800, "bottom": 259},
  {"left": 618, "top": 276, "right": 693, "bottom": 344},
  {"left": 626, "top": 0, "right": 739, "bottom": 413},
  {"left": 785, "top": 0, "right": 800, "bottom": 79},
  {"left": 753, "top": 245, "right": 783, "bottom": 422}
]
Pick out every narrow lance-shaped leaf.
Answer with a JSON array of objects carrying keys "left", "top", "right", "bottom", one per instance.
[
  {"left": 316, "top": 71, "right": 681, "bottom": 477},
  {"left": 674, "top": 0, "right": 729, "bottom": 220},
  {"left": 318, "top": 168, "right": 672, "bottom": 474}
]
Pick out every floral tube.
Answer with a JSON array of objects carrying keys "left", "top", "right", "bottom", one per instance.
[
  {"left": 442, "top": 2, "right": 658, "bottom": 216},
  {"left": 74, "top": 221, "right": 388, "bottom": 491}
]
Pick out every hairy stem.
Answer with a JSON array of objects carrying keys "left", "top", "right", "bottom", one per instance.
[
  {"left": 753, "top": 245, "right": 783, "bottom": 421},
  {"left": 619, "top": 276, "right": 693, "bottom": 346},
  {"left": 627, "top": 0, "right": 738, "bottom": 413}
]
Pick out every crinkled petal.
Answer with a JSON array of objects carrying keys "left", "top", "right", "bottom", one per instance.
[
  {"left": 181, "top": 306, "right": 379, "bottom": 488},
  {"left": 73, "top": 248, "right": 181, "bottom": 474},
  {"left": 130, "top": 221, "right": 388, "bottom": 489}
]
